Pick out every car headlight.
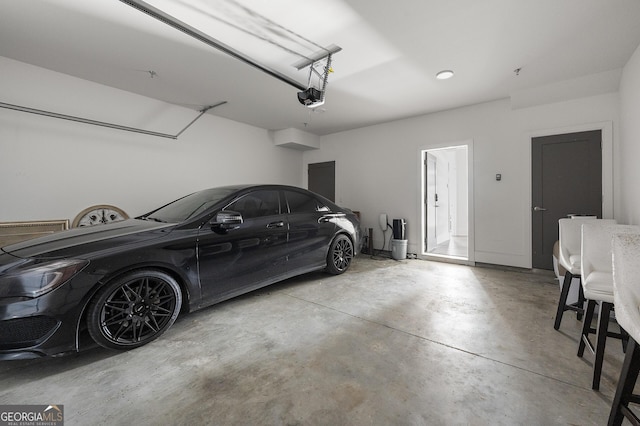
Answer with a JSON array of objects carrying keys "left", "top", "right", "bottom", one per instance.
[{"left": 0, "top": 259, "right": 89, "bottom": 298}]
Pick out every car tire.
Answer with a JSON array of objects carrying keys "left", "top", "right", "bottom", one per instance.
[
  {"left": 87, "top": 269, "right": 182, "bottom": 351},
  {"left": 325, "top": 234, "right": 354, "bottom": 275}
]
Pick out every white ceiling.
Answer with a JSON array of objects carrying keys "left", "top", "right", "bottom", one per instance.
[{"left": 2, "top": 0, "right": 640, "bottom": 136}]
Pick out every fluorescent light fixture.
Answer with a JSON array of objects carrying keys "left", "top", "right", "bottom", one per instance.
[{"left": 436, "top": 70, "right": 454, "bottom": 80}]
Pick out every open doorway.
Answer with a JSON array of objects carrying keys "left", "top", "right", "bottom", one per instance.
[{"left": 422, "top": 145, "right": 469, "bottom": 260}]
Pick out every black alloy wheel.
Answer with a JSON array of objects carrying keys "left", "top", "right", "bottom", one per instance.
[
  {"left": 87, "top": 270, "right": 182, "bottom": 350},
  {"left": 326, "top": 234, "right": 354, "bottom": 275}
]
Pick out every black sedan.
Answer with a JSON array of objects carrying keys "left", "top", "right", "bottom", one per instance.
[{"left": 0, "top": 185, "right": 360, "bottom": 359}]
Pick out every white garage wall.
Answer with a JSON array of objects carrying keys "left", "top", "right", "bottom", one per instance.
[
  {"left": 619, "top": 43, "right": 640, "bottom": 226},
  {"left": 0, "top": 57, "right": 302, "bottom": 223},
  {"left": 304, "top": 93, "right": 620, "bottom": 268},
  {"left": 3, "top": 53, "right": 634, "bottom": 270}
]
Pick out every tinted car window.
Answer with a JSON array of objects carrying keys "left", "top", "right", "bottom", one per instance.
[
  {"left": 286, "top": 191, "right": 329, "bottom": 213},
  {"left": 145, "top": 187, "right": 237, "bottom": 223},
  {"left": 226, "top": 190, "right": 280, "bottom": 219}
]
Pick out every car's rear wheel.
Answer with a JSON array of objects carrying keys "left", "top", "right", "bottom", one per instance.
[
  {"left": 326, "top": 234, "right": 354, "bottom": 275},
  {"left": 87, "top": 270, "right": 182, "bottom": 350}
]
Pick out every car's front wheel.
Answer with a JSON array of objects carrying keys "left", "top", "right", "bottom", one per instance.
[
  {"left": 325, "top": 234, "right": 354, "bottom": 275},
  {"left": 87, "top": 270, "right": 182, "bottom": 351}
]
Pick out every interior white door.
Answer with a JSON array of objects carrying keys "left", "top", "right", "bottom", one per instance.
[{"left": 426, "top": 153, "right": 437, "bottom": 251}]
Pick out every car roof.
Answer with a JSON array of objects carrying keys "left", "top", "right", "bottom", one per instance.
[{"left": 210, "top": 184, "right": 338, "bottom": 207}]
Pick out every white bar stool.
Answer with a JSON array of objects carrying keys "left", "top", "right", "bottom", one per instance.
[
  {"left": 578, "top": 222, "right": 635, "bottom": 390},
  {"left": 608, "top": 233, "right": 640, "bottom": 424},
  {"left": 554, "top": 217, "right": 606, "bottom": 330}
]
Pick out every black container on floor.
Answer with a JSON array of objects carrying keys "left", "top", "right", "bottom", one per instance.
[{"left": 393, "top": 219, "right": 406, "bottom": 240}]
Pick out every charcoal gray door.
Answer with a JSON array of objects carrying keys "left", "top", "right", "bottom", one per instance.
[
  {"left": 531, "top": 130, "right": 602, "bottom": 270},
  {"left": 308, "top": 161, "right": 335, "bottom": 202}
]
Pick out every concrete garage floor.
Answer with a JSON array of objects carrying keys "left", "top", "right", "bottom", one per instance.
[{"left": 0, "top": 257, "right": 627, "bottom": 425}]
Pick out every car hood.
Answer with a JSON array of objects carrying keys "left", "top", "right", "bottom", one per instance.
[{"left": 1, "top": 219, "right": 175, "bottom": 259}]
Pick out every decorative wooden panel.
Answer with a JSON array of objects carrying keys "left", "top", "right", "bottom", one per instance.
[{"left": 0, "top": 220, "right": 69, "bottom": 248}]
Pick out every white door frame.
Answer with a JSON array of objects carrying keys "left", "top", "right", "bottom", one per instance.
[{"left": 419, "top": 140, "right": 474, "bottom": 265}]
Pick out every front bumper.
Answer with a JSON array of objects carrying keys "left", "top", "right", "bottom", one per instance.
[
  {"left": 0, "top": 268, "right": 99, "bottom": 360},
  {"left": 0, "top": 294, "right": 82, "bottom": 360}
]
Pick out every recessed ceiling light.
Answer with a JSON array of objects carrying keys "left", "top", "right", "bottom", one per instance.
[{"left": 436, "top": 70, "right": 454, "bottom": 80}]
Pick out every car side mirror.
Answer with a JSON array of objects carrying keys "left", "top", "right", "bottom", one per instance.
[{"left": 211, "top": 211, "right": 243, "bottom": 231}]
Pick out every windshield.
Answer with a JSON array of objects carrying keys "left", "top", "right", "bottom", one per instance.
[{"left": 143, "top": 188, "right": 237, "bottom": 223}]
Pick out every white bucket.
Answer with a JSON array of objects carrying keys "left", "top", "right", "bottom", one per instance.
[{"left": 391, "top": 239, "right": 408, "bottom": 260}]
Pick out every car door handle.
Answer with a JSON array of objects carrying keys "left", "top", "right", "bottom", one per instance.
[
  {"left": 533, "top": 206, "right": 547, "bottom": 211},
  {"left": 318, "top": 216, "right": 332, "bottom": 223},
  {"left": 267, "top": 221, "right": 284, "bottom": 228}
]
